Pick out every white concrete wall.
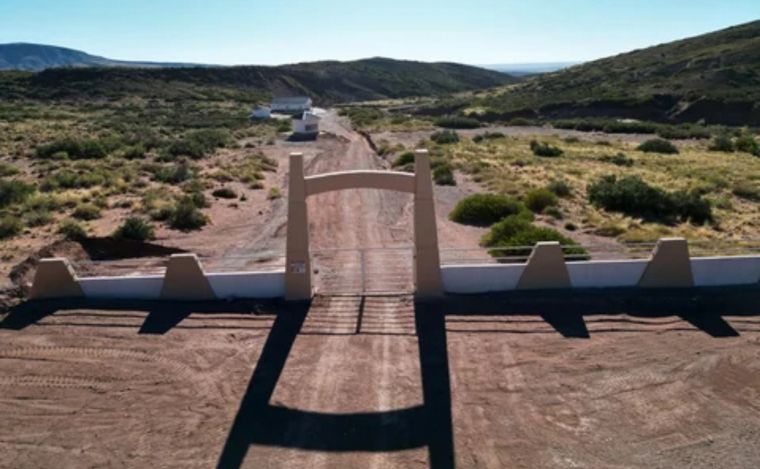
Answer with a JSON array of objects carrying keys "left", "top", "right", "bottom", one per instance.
[
  {"left": 207, "top": 270, "right": 285, "bottom": 299},
  {"left": 441, "top": 256, "right": 760, "bottom": 294},
  {"left": 568, "top": 260, "right": 648, "bottom": 288},
  {"left": 77, "top": 270, "right": 286, "bottom": 300},
  {"left": 691, "top": 256, "right": 760, "bottom": 286},
  {"left": 441, "top": 264, "right": 524, "bottom": 294},
  {"left": 79, "top": 275, "right": 164, "bottom": 300}
]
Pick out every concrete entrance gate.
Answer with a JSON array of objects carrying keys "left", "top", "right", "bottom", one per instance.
[{"left": 285, "top": 150, "right": 443, "bottom": 300}]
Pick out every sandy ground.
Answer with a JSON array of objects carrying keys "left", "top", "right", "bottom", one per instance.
[
  {"left": 1, "top": 111, "right": 759, "bottom": 468},
  {"left": 1, "top": 289, "right": 759, "bottom": 468}
]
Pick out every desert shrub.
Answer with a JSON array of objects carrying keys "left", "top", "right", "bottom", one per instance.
[
  {"left": 276, "top": 119, "right": 292, "bottom": 133},
  {"left": 0, "top": 179, "right": 35, "bottom": 208},
  {"left": 473, "top": 132, "right": 505, "bottom": 143},
  {"left": 587, "top": 175, "right": 712, "bottom": 224},
  {"left": 0, "top": 163, "right": 19, "bottom": 177},
  {"left": 187, "top": 191, "right": 209, "bottom": 208},
  {"left": 524, "top": 188, "right": 558, "bottom": 213},
  {"left": 392, "top": 152, "right": 415, "bottom": 167},
  {"left": 708, "top": 134, "right": 734, "bottom": 152},
  {"left": 268, "top": 187, "right": 282, "bottom": 199},
  {"left": 480, "top": 215, "right": 586, "bottom": 259},
  {"left": 36, "top": 137, "right": 108, "bottom": 160},
  {"left": 57, "top": 219, "right": 88, "bottom": 241},
  {"left": 122, "top": 144, "right": 146, "bottom": 159},
  {"left": 564, "top": 222, "right": 578, "bottom": 231},
  {"left": 544, "top": 206, "right": 563, "bottom": 219},
  {"left": 547, "top": 179, "right": 572, "bottom": 197},
  {"left": 42, "top": 170, "right": 105, "bottom": 190},
  {"left": 732, "top": 181, "right": 760, "bottom": 202},
  {"left": 637, "top": 138, "right": 678, "bottom": 154},
  {"left": 433, "top": 164, "right": 456, "bottom": 186},
  {"left": 72, "top": 203, "right": 102, "bottom": 220},
  {"left": 0, "top": 215, "right": 23, "bottom": 239},
  {"left": 24, "top": 209, "right": 53, "bottom": 227},
  {"left": 154, "top": 161, "right": 193, "bottom": 184},
  {"left": 600, "top": 152, "right": 634, "bottom": 167},
  {"left": 735, "top": 134, "right": 760, "bottom": 155},
  {"left": 449, "top": 193, "right": 527, "bottom": 226},
  {"left": 212, "top": 187, "right": 237, "bottom": 199},
  {"left": 114, "top": 217, "right": 155, "bottom": 241},
  {"left": 530, "top": 140, "right": 563, "bottom": 157},
  {"left": 169, "top": 198, "right": 207, "bottom": 231},
  {"left": 430, "top": 130, "right": 459, "bottom": 144},
  {"left": 435, "top": 116, "right": 480, "bottom": 129},
  {"left": 167, "top": 139, "right": 205, "bottom": 159}
]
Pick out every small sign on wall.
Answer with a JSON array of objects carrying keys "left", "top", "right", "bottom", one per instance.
[{"left": 288, "top": 261, "right": 306, "bottom": 274}]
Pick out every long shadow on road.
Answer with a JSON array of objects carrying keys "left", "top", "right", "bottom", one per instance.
[{"left": 216, "top": 299, "right": 455, "bottom": 469}]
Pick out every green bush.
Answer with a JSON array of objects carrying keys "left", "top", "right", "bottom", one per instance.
[
  {"left": 587, "top": 175, "right": 712, "bottom": 224},
  {"left": 430, "top": 130, "right": 459, "bottom": 144},
  {"left": 36, "top": 137, "right": 108, "bottom": 159},
  {"left": 435, "top": 116, "right": 480, "bottom": 129},
  {"left": 114, "top": 217, "right": 155, "bottom": 241},
  {"left": 169, "top": 198, "right": 207, "bottom": 231},
  {"left": 735, "top": 134, "right": 759, "bottom": 155},
  {"left": 24, "top": 209, "right": 53, "bottom": 227},
  {"left": 122, "top": 144, "right": 146, "bottom": 159},
  {"left": 530, "top": 140, "right": 563, "bottom": 157},
  {"left": 0, "top": 179, "right": 35, "bottom": 208},
  {"left": 472, "top": 132, "right": 505, "bottom": 143},
  {"left": 154, "top": 161, "right": 193, "bottom": 184},
  {"left": 637, "top": 138, "right": 678, "bottom": 154},
  {"left": 212, "top": 187, "right": 237, "bottom": 199},
  {"left": 42, "top": 170, "right": 105, "bottom": 190},
  {"left": 392, "top": 151, "right": 415, "bottom": 167},
  {"left": 732, "top": 181, "right": 760, "bottom": 202},
  {"left": 57, "top": 219, "right": 88, "bottom": 241},
  {"left": 0, "top": 215, "right": 23, "bottom": 239},
  {"left": 547, "top": 179, "right": 572, "bottom": 198},
  {"left": 600, "top": 152, "right": 634, "bottom": 167},
  {"left": 480, "top": 215, "right": 586, "bottom": 259},
  {"left": 167, "top": 139, "right": 206, "bottom": 159},
  {"left": 268, "top": 187, "right": 282, "bottom": 199},
  {"left": 524, "top": 188, "right": 558, "bottom": 213},
  {"left": 449, "top": 193, "right": 528, "bottom": 226},
  {"left": 0, "top": 163, "right": 19, "bottom": 177},
  {"left": 708, "top": 135, "right": 734, "bottom": 152},
  {"left": 433, "top": 164, "right": 456, "bottom": 186},
  {"left": 72, "top": 203, "right": 102, "bottom": 220}
]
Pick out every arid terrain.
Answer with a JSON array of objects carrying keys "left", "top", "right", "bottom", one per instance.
[{"left": 1, "top": 111, "right": 759, "bottom": 468}]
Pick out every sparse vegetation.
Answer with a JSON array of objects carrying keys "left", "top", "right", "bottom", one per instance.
[
  {"left": 637, "top": 138, "right": 679, "bottom": 154},
  {"left": 57, "top": 219, "right": 88, "bottom": 241},
  {"left": 114, "top": 217, "right": 155, "bottom": 241},
  {"left": 0, "top": 215, "right": 23, "bottom": 239},
  {"left": 449, "top": 193, "right": 528, "bottom": 226},
  {"left": 212, "top": 187, "right": 237, "bottom": 199},
  {"left": 524, "top": 188, "right": 558, "bottom": 213},
  {"left": 530, "top": 140, "right": 563, "bottom": 157},
  {"left": 588, "top": 175, "right": 712, "bottom": 224},
  {"left": 430, "top": 130, "right": 460, "bottom": 144}
]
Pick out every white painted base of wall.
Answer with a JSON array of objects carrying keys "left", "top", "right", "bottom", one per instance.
[
  {"left": 442, "top": 256, "right": 760, "bottom": 294},
  {"left": 78, "top": 270, "right": 286, "bottom": 300}
]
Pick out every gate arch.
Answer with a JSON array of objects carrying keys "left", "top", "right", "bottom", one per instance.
[{"left": 285, "top": 150, "right": 442, "bottom": 300}]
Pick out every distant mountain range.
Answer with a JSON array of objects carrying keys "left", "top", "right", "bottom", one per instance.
[
  {"left": 444, "top": 20, "right": 760, "bottom": 126},
  {"left": 479, "top": 62, "right": 579, "bottom": 76},
  {"left": 0, "top": 51, "right": 515, "bottom": 104},
  {"left": 0, "top": 43, "right": 208, "bottom": 71}
]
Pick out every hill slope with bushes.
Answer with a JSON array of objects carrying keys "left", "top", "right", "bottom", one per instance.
[
  {"left": 0, "top": 56, "right": 514, "bottom": 104},
  {"left": 424, "top": 20, "right": 760, "bottom": 126}
]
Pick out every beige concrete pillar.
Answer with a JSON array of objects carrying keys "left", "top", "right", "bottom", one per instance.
[
  {"left": 638, "top": 237, "right": 694, "bottom": 288},
  {"left": 29, "top": 258, "right": 84, "bottom": 300},
  {"left": 517, "top": 242, "right": 571, "bottom": 290},
  {"left": 285, "top": 152, "right": 312, "bottom": 300},
  {"left": 413, "top": 149, "right": 443, "bottom": 298},
  {"left": 160, "top": 253, "right": 216, "bottom": 300}
]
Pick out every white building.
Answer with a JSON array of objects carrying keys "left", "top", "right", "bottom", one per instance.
[
  {"left": 249, "top": 105, "right": 271, "bottom": 120},
  {"left": 292, "top": 111, "right": 320, "bottom": 136},
  {"left": 271, "top": 96, "right": 312, "bottom": 113}
]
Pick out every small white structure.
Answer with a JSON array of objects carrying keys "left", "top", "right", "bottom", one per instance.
[
  {"left": 293, "top": 111, "right": 320, "bottom": 136},
  {"left": 250, "top": 105, "right": 271, "bottom": 120},
  {"left": 272, "top": 96, "right": 312, "bottom": 113}
]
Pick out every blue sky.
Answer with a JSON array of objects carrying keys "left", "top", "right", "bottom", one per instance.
[{"left": 1, "top": 0, "right": 757, "bottom": 65}]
